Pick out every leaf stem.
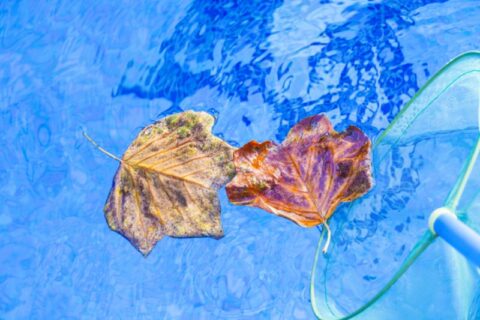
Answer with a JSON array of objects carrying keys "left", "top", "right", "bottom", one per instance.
[
  {"left": 83, "top": 131, "right": 122, "bottom": 162},
  {"left": 322, "top": 221, "right": 331, "bottom": 254}
]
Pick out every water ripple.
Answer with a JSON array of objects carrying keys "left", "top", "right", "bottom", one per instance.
[{"left": 1, "top": 0, "right": 479, "bottom": 318}]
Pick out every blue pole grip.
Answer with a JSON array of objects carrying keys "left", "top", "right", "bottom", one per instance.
[{"left": 430, "top": 208, "right": 480, "bottom": 267}]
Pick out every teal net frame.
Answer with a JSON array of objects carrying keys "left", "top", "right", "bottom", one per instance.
[{"left": 310, "top": 51, "right": 480, "bottom": 319}]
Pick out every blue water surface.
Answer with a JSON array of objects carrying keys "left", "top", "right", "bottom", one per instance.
[{"left": 1, "top": 0, "right": 479, "bottom": 319}]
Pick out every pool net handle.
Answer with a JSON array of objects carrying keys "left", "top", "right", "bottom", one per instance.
[{"left": 429, "top": 207, "right": 480, "bottom": 267}]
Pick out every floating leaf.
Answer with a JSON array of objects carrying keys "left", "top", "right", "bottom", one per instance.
[
  {"left": 226, "top": 114, "right": 373, "bottom": 252},
  {"left": 87, "top": 111, "right": 236, "bottom": 255}
]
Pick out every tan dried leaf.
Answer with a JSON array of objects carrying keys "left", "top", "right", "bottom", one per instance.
[{"left": 101, "top": 111, "right": 235, "bottom": 255}]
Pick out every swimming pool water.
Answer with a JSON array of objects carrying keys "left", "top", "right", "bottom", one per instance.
[{"left": 1, "top": 0, "right": 479, "bottom": 319}]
